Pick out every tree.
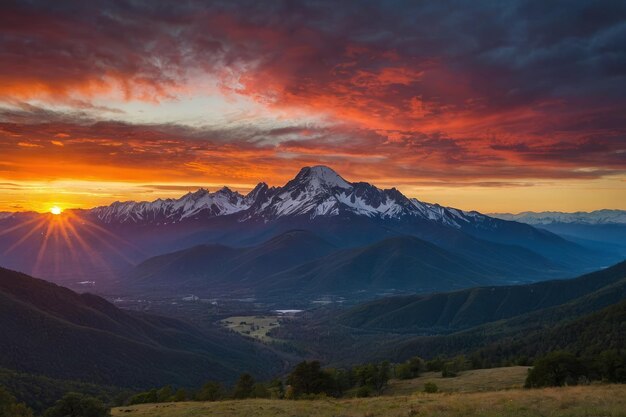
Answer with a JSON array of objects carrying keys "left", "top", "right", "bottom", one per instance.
[
  {"left": 173, "top": 388, "right": 187, "bottom": 402},
  {"left": 354, "top": 361, "right": 390, "bottom": 395},
  {"left": 128, "top": 389, "right": 157, "bottom": 405},
  {"left": 233, "top": 374, "right": 255, "bottom": 399},
  {"left": 156, "top": 386, "right": 173, "bottom": 402},
  {"left": 43, "top": 393, "right": 109, "bottom": 417},
  {"left": 442, "top": 355, "right": 469, "bottom": 378},
  {"left": 286, "top": 361, "right": 336, "bottom": 398},
  {"left": 326, "top": 368, "right": 353, "bottom": 396},
  {"left": 0, "top": 386, "right": 33, "bottom": 417},
  {"left": 425, "top": 357, "right": 445, "bottom": 372},
  {"left": 395, "top": 356, "right": 423, "bottom": 379},
  {"left": 196, "top": 381, "right": 223, "bottom": 401},
  {"left": 251, "top": 383, "right": 269, "bottom": 398},
  {"left": 525, "top": 351, "right": 588, "bottom": 388},
  {"left": 267, "top": 378, "right": 284, "bottom": 399},
  {"left": 596, "top": 350, "right": 626, "bottom": 383}
]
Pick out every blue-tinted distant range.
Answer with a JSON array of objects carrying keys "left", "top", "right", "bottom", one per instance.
[{"left": 492, "top": 210, "right": 626, "bottom": 256}]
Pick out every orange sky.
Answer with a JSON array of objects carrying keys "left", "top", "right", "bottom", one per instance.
[{"left": 1, "top": 1, "right": 624, "bottom": 214}]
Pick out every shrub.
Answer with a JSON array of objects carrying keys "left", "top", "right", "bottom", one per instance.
[
  {"left": 0, "top": 386, "right": 33, "bottom": 417},
  {"left": 354, "top": 361, "right": 391, "bottom": 395},
  {"left": 233, "top": 374, "right": 255, "bottom": 399},
  {"left": 251, "top": 383, "right": 270, "bottom": 398},
  {"left": 286, "top": 361, "right": 336, "bottom": 398},
  {"left": 267, "top": 378, "right": 284, "bottom": 399},
  {"left": 43, "top": 393, "right": 109, "bottom": 417},
  {"left": 596, "top": 350, "right": 626, "bottom": 383},
  {"left": 196, "top": 381, "right": 223, "bottom": 401},
  {"left": 128, "top": 389, "right": 157, "bottom": 405},
  {"left": 173, "top": 388, "right": 187, "bottom": 402},
  {"left": 395, "top": 356, "right": 423, "bottom": 380},
  {"left": 423, "top": 382, "right": 438, "bottom": 393},
  {"left": 525, "top": 351, "right": 587, "bottom": 388},
  {"left": 425, "top": 357, "right": 445, "bottom": 372},
  {"left": 356, "top": 385, "right": 371, "bottom": 398}
]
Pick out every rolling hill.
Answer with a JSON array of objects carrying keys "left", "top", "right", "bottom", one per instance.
[
  {"left": 256, "top": 235, "right": 502, "bottom": 298},
  {"left": 126, "top": 230, "right": 338, "bottom": 293},
  {"left": 0, "top": 267, "right": 285, "bottom": 388},
  {"left": 337, "top": 260, "right": 626, "bottom": 332},
  {"left": 269, "top": 261, "right": 626, "bottom": 366},
  {"left": 123, "top": 232, "right": 529, "bottom": 299}
]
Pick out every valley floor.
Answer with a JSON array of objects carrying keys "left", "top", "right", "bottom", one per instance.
[{"left": 112, "top": 384, "right": 626, "bottom": 417}]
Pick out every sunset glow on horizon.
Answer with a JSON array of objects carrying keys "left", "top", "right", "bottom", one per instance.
[{"left": 1, "top": 1, "right": 624, "bottom": 213}]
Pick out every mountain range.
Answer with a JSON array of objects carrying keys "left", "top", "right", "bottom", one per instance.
[
  {"left": 0, "top": 166, "right": 620, "bottom": 293},
  {"left": 491, "top": 209, "right": 626, "bottom": 256},
  {"left": 491, "top": 210, "right": 626, "bottom": 225}
]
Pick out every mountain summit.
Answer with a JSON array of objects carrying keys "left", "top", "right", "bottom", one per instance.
[
  {"left": 87, "top": 165, "right": 466, "bottom": 224},
  {"left": 293, "top": 166, "right": 352, "bottom": 190}
]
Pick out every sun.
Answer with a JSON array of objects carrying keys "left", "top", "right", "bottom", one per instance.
[{"left": 50, "top": 206, "right": 63, "bottom": 215}]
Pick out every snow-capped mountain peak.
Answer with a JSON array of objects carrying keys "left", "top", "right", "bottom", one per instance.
[
  {"left": 86, "top": 165, "right": 493, "bottom": 227},
  {"left": 89, "top": 187, "right": 249, "bottom": 224},
  {"left": 245, "top": 182, "right": 269, "bottom": 204},
  {"left": 490, "top": 209, "right": 626, "bottom": 225},
  {"left": 248, "top": 166, "right": 426, "bottom": 220},
  {"left": 291, "top": 166, "right": 352, "bottom": 191}
]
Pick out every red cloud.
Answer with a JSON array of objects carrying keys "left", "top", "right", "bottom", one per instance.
[{"left": 0, "top": 0, "right": 624, "bottom": 201}]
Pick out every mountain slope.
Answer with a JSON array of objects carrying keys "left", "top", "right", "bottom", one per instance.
[
  {"left": 386, "top": 282, "right": 626, "bottom": 365},
  {"left": 125, "top": 233, "right": 509, "bottom": 299},
  {"left": 270, "top": 261, "right": 626, "bottom": 366},
  {"left": 0, "top": 267, "right": 284, "bottom": 388},
  {"left": 337, "top": 260, "right": 626, "bottom": 332},
  {"left": 256, "top": 235, "right": 502, "bottom": 298},
  {"left": 127, "top": 230, "right": 337, "bottom": 293}
]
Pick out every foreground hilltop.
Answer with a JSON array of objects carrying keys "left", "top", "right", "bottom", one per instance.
[{"left": 112, "top": 384, "right": 626, "bottom": 417}]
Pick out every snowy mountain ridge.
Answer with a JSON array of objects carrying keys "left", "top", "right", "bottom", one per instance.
[
  {"left": 491, "top": 210, "right": 626, "bottom": 225},
  {"left": 89, "top": 187, "right": 251, "bottom": 224},
  {"left": 86, "top": 165, "right": 486, "bottom": 226}
]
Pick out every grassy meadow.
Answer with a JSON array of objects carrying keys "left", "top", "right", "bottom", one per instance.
[
  {"left": 384, "top": 366, "right": 530, "bottom": 395},
  {"left": 112, "top": 366, "right": 625, "bottom": 417},
  {"left": 112, "top": 384, "right": 626, "bottom": 417}
]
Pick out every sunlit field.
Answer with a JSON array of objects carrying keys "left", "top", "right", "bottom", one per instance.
[
  {"left": 113, "top": 384, "right": 626, "bottom": 417},
  {"left": 220, "top": 316, "right": 282, "bottom": 342},
  {"left": 384, "top": 366, "right": 530, "bottom": 395}
]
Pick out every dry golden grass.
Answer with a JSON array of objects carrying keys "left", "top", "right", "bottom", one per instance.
[
  {"left": 112, "top": 384, "right": 626, "bottom": 417},
  {"left": 386, "top": 366, "right": 531, "bottom": 395}
]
